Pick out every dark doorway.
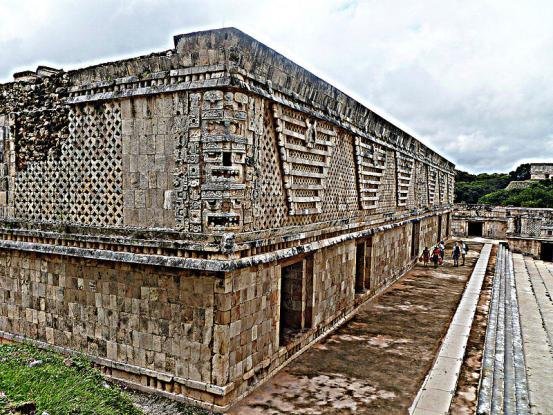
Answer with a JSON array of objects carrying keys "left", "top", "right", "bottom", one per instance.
[
  {"left": 355, "top": 242, "right": 366, "bottom": 293},
  {"left": 445, "top": 214, "right": 451, "bottom": 239},
  {"left": 541, "top": 243, "right": 553, "bottom": 262},
  {"left": 304, "top": 257, "right": 314, "bottom": 329},
  {"left": 468, "top": 221, "right": 483, "bottom": 237},
  {"left": 279, "top": 257, "right": 313, "bottom": 347},
  {"left": 437, "top": 216, "right": 443, "bottom": 242},
  {"left": 411, "top": 221, "right": 421, "bottom": 259},
  {"left": 364, "top": 238, "right": 373, "bottom": 291}
]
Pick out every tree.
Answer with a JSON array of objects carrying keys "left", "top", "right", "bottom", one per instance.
[{"left": 478, "top": 180, "right": 553, "bottom": 208}]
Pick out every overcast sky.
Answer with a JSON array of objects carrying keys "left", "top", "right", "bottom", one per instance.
[{"left": 2, "top": 0, "right": 552, "bottom": 173}]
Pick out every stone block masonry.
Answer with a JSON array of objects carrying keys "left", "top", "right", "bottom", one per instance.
[
  {"left": 0, "top": 28, "right": 455, "bottom": 411},
  {"left": 452, "top": 205, "right": 553, "bottom": 260}
]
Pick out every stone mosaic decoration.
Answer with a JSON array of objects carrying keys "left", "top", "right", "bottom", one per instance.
[
  {"left": 427, "top": 166, "right": 438, "bottom": 205},
  {"left": 438, "top": 171, "right": 447, "bottom": 205},
  {"left": 448, "top": 174, "right": 455, "bottom": 204},
  {"left": 273, "top": 104, "right": 337, "bottom": 215},
  {"left": 13, "top": 103, "right": 123, "bottom": 225},
  {"left": 0, "top": 28, "right": 459, "bottom": 412},
  {"left": 354, "top": 136, "right": 386, "bottom": 209},
  {"left": 396, "top": 153, "right": 414, "bottom": 207},
  {"left": 173, "top": 90, "right": 261, "bottom": 233}
]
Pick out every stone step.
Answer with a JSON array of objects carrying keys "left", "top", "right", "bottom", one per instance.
[
  {"left": 507, "top": 251, "right": 530, "bottom": 414},
  {"left": 477, "top": 245, "right": 530, "bottom": 415},
  {"left": 477, "top": 244, "right": 504, "bottom": 414},
  {"left": 517, "top": 255, "right": 553, "bottom": 414}
]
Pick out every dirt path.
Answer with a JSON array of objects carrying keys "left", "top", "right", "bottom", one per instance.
[{"left": 227, "top": 242, "right": 483, "bottom": 415}]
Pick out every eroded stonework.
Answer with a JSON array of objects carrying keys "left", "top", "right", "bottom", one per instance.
[
  {"left": 0, "top": 28, "right": 455, "bottom": 411},
  {"left": 452, "top": 204, "right": 553, "bottom": 259}
]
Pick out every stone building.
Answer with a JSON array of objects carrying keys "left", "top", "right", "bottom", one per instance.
[
  {"left": 0, "top": 28, "right": 455, "bottom": 410},
  {"left": 530, "top": 163, "right": 553, "bottom": 180},
  {"left": 452, "top": 205, "right": 553, "bottom": 261}
]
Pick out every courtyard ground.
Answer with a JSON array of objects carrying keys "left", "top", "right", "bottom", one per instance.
[{"left": 227, "top": 241, "right": 484, "bottom": 415}]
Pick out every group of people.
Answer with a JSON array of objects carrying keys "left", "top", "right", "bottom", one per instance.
[{"left": 420, "top": 240, "right": 468, "bottom": 268}]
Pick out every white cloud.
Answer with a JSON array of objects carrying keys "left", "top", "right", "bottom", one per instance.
[{"left": 1, "top": 0, "right": 553, "bottom": 173}]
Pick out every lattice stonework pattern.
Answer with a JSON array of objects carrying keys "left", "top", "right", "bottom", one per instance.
[
  {"left": 525, "top": 218, "right": 543, "bottom": 237},
  {"left": 355, "top": 136, "right": 386, "bottom": 209},
  {"left": 273, "top": 104, "right": 337, "bottom": 215},
  {"left": 448, "top": 175, "right": 455, "bottom": 204},
  {"left": 427, "top": 166, "right": 438, "bottom": 205},
  {"left": 396, "top": 153, "right": 414, "bottom": 207},
  {"left": 439, "top": 171, "right": 447, "bottom": 204},
  {"left": 14, "top": 103, "right": 123, "bottom": 225}
]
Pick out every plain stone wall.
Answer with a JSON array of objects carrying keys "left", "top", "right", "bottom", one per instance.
[
  {"left": 420, "top": 215, "right": 440, "bottom": 249},
  {"left": 371, "top": 224, "right": 414, "bottom": 288},
  {"left": 483, "top": 221, "right": 507, "bottom": 238},
  {"left": 508, "top": 238, "right": 542, "bottom": 258},
  {"left": 120, "top": 95, "right": 179, "bottom": 228},
  {"left": 215, "top": 226, "right": 425, "bottom": 403},
  {"left": 0, "top": 249, "right": 218, "bottom": 384},
  {"left": 530, "top": 164, "right": 553, "bottom": 180}
]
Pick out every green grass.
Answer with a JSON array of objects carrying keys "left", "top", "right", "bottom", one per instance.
[{"left": 0, "top": 343, "right": 142, "bottom": 415}]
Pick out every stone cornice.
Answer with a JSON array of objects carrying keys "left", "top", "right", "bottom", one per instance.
[{"left": 0, "top": 207, "right": 452, "bottom": 271}]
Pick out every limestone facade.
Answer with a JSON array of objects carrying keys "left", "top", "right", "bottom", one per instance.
[
  {"left": 452, "top": 204, "right": 553, "bottom": 259},
  {"left": 530, "top": 163, "right": 553, "bottom": 180},
  {"left": 0, "top": 28, "right": 455, "bottom": 410}
]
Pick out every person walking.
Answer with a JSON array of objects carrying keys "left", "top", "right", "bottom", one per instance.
[
  {"left": 460, "top": 241, "right": 468, "bottom": 266},
  {"left": 439, "top": 240, "right": 445, "bottom": 262},
  {"left": 421, "top": 247, "right": 430, "bottom": 266},
  {"left": 452, "top": 242, "right": 461, "bottom": 267},
  {"left": 432, "top": 245, "right": 441, "bottom": 268}
]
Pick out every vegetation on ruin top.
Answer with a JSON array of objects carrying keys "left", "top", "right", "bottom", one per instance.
[
  {"left": 454, "top": 171, "right": 512, "bottom": 204},
  {"left": 453, "top": 163, "right": 553, "bottom": 207},
  {"left": 0, "top": 343, "right": 140, "bottom": 415},
  {"left": 479, "top": 179, "right": 553, "bottom": 208}
]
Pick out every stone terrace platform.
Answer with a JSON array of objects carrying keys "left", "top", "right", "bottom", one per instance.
[
  {"left": 477, "top": 246, "right": 553, "bottom": 415},
  {"left": 226, "top": 242, "right": 484, "bottom": 415}
]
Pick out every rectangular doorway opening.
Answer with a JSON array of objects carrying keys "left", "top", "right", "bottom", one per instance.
[
  {"left": 541, "top": 243, "right": 553, "bottom": 262},
  {"left": 437, "top": 216, "right": 443, "bottom": 242},
  {"left": 279, "top": 256, "right": 313, "bottom": 347},
  {"left": 355, "top": 238, "right": 373, "bottom": 293},
  {"left": 364, "top": 238, "right": 373, "bottom": 291},
  {"left": 355, "top": 241, "right": 366, "bottom": 294},
  {"left": 468, "top": 221, "right": 483, "bottom": 237},
  {"left": 411, "top": 221, "right": 421, "bottom": 259}
]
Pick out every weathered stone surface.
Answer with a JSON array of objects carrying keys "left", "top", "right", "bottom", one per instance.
[
  {"left": 0, "top": 28, "right": 456, "bottom": 411},
  {"left": 452, "top": 204, "right": 553, "bottom": 258}
]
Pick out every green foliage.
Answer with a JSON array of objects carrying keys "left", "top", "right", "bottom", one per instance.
[
  {"left": 454, "top": 170, "right": 511, "bottom": 204},
  {"left": 0, "top": 343, "right": 142, "bottom": 415},
  {"left": 454, "top": 163, "right": 533, "bottom": 204},
  {"left": 479, "top": 179, "right": 553, "bottom": 208},
  {"left": 509, "top": 163, "right": 531, "bottom": 181}
]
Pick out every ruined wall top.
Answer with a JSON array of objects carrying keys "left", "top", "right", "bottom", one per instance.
[
  {"left": 453, "top": 204, "right": 553, "bottom": 240},
  {"left": 530, "top": 163, "right": 553, "bottom": 180}
]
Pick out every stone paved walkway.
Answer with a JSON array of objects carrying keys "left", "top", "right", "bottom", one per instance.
[
  {"left": 227, "top": 244, "right": 483, "bottom": 415},
  {"left": 513, "top": 254, "right": 553, "bottom": 415},
  {"left": 411, "top": 244, "right": 491, "bottom": 415}
]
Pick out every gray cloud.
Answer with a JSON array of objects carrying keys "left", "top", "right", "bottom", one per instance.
[{"left": 2, "top": 0, "right": 553, "bottom": 173}]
